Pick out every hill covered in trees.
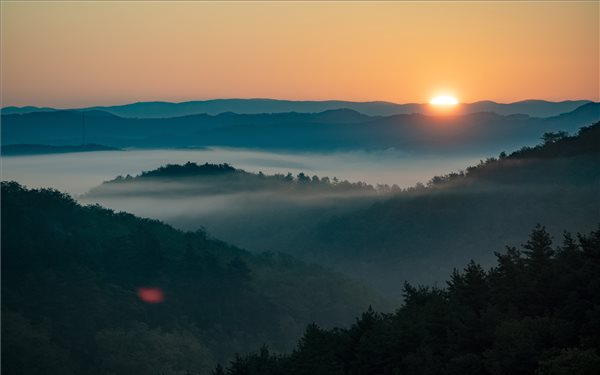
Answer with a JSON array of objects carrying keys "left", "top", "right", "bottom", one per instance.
[
  {"left": 87, "top": 161, "right": 382, "bottom": 197},
  {"left": 81, "top": 163, "right": 390, "bottom": 264},
  {"left": 293, "top": 123, "right": 599, "bottom": 294},
  {"left": 1, "top": 182, "right": 385, "bottom": 375},
  {"left": 217, "top": 225, "right": 600, "bottom": 375}
]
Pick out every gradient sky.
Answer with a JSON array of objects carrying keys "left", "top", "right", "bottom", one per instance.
[{"left": 1, "top": 1, "right": 598, "bottom": 108}]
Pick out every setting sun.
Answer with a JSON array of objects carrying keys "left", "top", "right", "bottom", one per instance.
[{"left": 430, "top": 95, "right": 459, "bottom": 106}]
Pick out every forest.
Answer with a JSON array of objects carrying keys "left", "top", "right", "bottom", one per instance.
[
  {"left": 3, "top": 123, "right": 599, "bottom": 374},
  {"left": 2, "top": 124, "right": 599, "bottom": 374},
  {"left": 216, "top": 225, "right": 600, "bottom": 375},
  {"left": 1, "top": 182, "right": 383, "bottom": 374}
]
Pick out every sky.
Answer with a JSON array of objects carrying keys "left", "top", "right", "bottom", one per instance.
[{"left": 1, "top": 1, "right": 598, "bottom": 108}]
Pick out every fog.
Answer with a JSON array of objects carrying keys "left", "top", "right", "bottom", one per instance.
[
  {"left": 1, "top": 147, "right": 483, "bottom": 196},
  {"left": 3, "top": 145, "right": 598, "bottom": 300}
]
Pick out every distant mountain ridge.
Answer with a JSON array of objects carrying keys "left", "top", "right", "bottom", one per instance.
[
  {"left": 2, "top": 98, "right": 593, "bottom": 118},
  {"left": 3, "top": 102, "right": 599, "bottom": 154},
  {"left": 1, "top": 143, "right": 120, "bottom": 156}
]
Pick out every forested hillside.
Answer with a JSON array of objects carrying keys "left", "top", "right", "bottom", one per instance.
[
  {"left": 1, "top": 182, "right": 384, "bottom": 375},
  {"left": 81, "top": 163, "right": 389, "bottom": 265},
  {"left": 217, "top": 226, "right": 600, "bottom": 375},
  {"left": 87, "top": 161, "right": 381, "bottom": 197},
  {"left": 309, "top": 123, "right": 600, "bottom": 294}
]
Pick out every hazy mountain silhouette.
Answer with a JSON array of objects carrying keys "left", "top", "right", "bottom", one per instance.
[
  {"left": 3, "top": 103, "right": 598, "bottom": 154},
  {"left": 1, "top": 143, "right": 120, "bottom": 156},
  {"left": 2, "top": 98, "right": 592, "bottom": 118},
  {"left": 1, "top": 105, "right": 57, "bottom": 115}
]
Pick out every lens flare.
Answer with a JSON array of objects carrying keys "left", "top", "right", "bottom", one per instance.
[{"left": 137, "top": 287, "right": 165, "bottom": 304}]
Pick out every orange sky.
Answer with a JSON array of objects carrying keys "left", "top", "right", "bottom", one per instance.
[{"left": 1, "top": 1, "right": 598, "bottom": 108}]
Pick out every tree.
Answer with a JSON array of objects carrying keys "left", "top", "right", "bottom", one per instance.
[
  {"left": 522, "top": 225, "right": 554, "bottom": 271},
  {"left": 536, "top": 348, "right": 600, "bottom": 375},
  {"left": 211, "top": 364, "right": 225, "bottom": 375},
  {"left": 541, "top": 131, "right": 568, "bottom": 145}
]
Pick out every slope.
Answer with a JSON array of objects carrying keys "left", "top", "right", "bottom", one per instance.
[{"left": 1, "top": 182, "right": 385, "bottom": 375}]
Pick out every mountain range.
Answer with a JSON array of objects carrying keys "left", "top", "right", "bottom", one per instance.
[
  {"left": 2, "top": 102, "right": 599, "bottom": 154},
  {"left": 2, "top": 98, "right": 593, "bottom": 118}
]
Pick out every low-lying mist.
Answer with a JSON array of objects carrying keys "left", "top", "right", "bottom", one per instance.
[
  {"left": 79, "top": 163, "right": 393, "bottom": 264},
  {"left": 4, "top": 124, "right": 598, "bottom": 299},
  {"left": 1, "top": 147, "right": 483, "bottom": 195},
  {"left": 80, "top": 151, "right": 599, "bottom": 298}
]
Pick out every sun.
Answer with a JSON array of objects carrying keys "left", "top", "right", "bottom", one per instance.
[{"left": 430, "top": 95, "right": 459, "bottom": 106}]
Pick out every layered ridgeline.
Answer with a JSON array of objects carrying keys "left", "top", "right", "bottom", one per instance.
[
  {"left": 1, "top": 98, "right": 592, "bottom": 117},
  {"left": 215, "top": 226, "right": 600, "bottom": 375},
  {"left": 82, "top": 163, "right": 389, "bottom": 263},
  {"left": 83, "top": 123, "right": 600, "bottom": 298},
  {"left": 2, "top": 102, "right": 598, "bottom": 154},
  {"left": 1, "top": 182, "right": 385, "bottom": 375}
]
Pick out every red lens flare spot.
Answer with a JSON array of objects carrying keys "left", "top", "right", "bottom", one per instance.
[{"left": 137, "top": 287, "right": 165, "bottom": 304}]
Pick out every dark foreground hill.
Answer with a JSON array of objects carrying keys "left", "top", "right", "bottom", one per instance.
[
  {"left": 216, "top": 225, "right": 600, "bottom": 375},
  {"left": 1, "top": 182, "right": 384, "bottom": 375}
]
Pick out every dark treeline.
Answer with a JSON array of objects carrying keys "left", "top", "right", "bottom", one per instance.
[
  {"left": 424, "top": 123, "right": 600, "bottom": 188},
  {"left": 1, "top": 182, "right": 383, "bottom": 375},
  {"left": 96, "top": 161, "right": 391, "bottom": 196},
  {"left": 218, "top": 226, "right": 600, "bottom": 375}
]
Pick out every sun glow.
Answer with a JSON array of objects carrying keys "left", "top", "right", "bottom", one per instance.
[{"left": 430, "top": 95, "right": 459, "bottom": 106}]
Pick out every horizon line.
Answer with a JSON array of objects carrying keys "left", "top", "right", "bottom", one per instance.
[{"left": 2, "top": 97, "right": 597, "bottom": 111}]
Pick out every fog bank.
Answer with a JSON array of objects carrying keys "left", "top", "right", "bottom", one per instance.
[{"left": 2, "top": 147, "right": 483, "bottom": 195}]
